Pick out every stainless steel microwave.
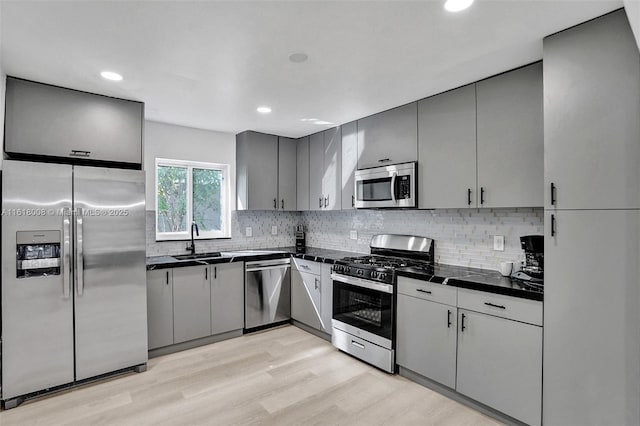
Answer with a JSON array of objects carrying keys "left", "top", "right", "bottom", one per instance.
[{"left": 354, "top": 162, "right": 417, "bottom": 209}]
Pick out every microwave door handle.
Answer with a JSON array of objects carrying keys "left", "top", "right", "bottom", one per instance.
[{"left": 391, "top": 172, "right": 398, "bottom": 203}]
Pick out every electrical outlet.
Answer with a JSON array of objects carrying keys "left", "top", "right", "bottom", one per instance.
[
  {"left": 350, "top": 230, "right": 358, "bottom": 240},
  {"left": 493, "top": 235, "right": 505, "bottom": 251},
  {"left": 271, "top": 226, "right": 278, "bottom": 236},
  {"left": 245, "top": 227, "right": 252, "bottom": 237}
]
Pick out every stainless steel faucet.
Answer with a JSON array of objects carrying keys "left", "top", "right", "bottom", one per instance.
[{"left": 186, "top": 222, "right": 199, "bottom": 255}]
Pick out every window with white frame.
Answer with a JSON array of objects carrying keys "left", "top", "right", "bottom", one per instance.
[{"left": 155, "top": 158, "right": 231, "bottom": 240}]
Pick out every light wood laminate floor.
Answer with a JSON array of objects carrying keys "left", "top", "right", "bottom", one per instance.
[{"left": 0, "top": 325, "right": 502, "bottom": 426}]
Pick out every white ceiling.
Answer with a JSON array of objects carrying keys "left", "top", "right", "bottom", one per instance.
[{"left": 0, "top": 0, "right": 622, "bottom": 138}]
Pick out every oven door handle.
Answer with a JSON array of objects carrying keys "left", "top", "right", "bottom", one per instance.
[{"left": 331, "top": 273, "right": 393, "bottom": 294}]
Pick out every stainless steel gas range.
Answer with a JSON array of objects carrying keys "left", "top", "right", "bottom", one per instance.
[{"left": 331, "top": 234, "right": 434, "bottom": 373}]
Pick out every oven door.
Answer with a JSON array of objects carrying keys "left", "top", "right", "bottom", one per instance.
[
  {"left": 354, "top": 162, "right": 416, "bottom": 209},
  {"left": 331, "top": 273, "right": 394, "bottom": 344}
]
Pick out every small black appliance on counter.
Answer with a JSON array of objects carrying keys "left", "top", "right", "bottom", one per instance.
[
  {"left": 519, "top": 235, "right": 544, "bottom": 280},
  {"left": 295, "top": 225, "right": 305, "bottom": 253}
]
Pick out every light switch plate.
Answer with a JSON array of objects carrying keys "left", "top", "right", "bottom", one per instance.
[
  {"left": 245, "top": 227, "right": 252, "bottom": 237},
  {"left": 271, "top": 226, "right": 278, "bottom": 236},
  {"left": 493, "top": 235, "right": 505, "bottom": 251},
  {"left": 350, "top": 230, "right": 358, "bottom": 240}
]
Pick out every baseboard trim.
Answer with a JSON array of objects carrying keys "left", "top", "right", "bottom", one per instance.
[
  {"left": 292, "top": 320, "right": 331, "bottom": 342},
  {"left": 398, "top": 367, "right": 528, "bottom": 426},
  {"left": 148, "top": 329, "right": 243, "bottom": 358}
]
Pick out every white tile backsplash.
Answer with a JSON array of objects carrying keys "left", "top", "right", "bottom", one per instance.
[{"left": 146, "top": 207, "right": 543, "bottom": 272}]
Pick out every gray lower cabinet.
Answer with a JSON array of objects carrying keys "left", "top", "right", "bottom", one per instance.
[
  {"left": 296, "top": 136, "right": 310, "bottom": 211},
  {"left": 418, "top": 84, "right": 477, "bottom": 209},
  {"left": 396, "top": 294, "right": 457, "bottom": 388},
  {"left": 211, "top": 263, "right": 245, "bottom": 335},
  {"left": 291, "top": 258, "right": 332, "bottom": 334},
  {"left": 457, "top": 309, "right": 542, "bottom": 426},
  {"left": 278, "top": 137, "right": 297, "bottom": 211},
  {"left": 357, "top": 102, "right": 417, "bottom": 169},
  {"left": 146, "top": 269, "right": 174, "bottom": 350},
  {"left": 544, "top": 210, "right": 640, "bottom": 426},
  {"left": 341, "top": 121, "right": 358, "bottom": 210},
  {"left": 476, "top": 62, "right": 543, "bottom": 208},
  {"left": 172, "top": 265, "right": 211, "bottom": 344}
]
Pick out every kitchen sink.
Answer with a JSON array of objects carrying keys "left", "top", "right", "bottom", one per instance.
[
  {"left": 172, "top": 252, "right": 222, "bottom": 260},
  {"left": 220, "top": 250, "right": 287, "bottom": 256}
]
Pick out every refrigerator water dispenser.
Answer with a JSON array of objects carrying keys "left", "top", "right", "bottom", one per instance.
[{"left": 16, "top": 230, "right": 61, "bottom": 278}]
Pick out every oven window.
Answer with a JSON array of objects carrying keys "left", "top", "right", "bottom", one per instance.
[
  {"left": 332, "top": 280, "right": 393, "bottom": 340},
  {"left": 357, "top": 177, "right": 392, "bottom": 202}
]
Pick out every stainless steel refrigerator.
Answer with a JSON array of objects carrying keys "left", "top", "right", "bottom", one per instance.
[{"left": 1, "top": 160, "right": 147, "bottom": 405}]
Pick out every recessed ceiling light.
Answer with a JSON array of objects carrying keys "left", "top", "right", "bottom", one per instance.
[
  {"left": 444, "top": 0, "right": 474, "bottom": 12},
  {"left": 257, "top": 106, "right": 272, "bottom": 114},
  {"left": 289, "top": 53, "right": 309, "bottom": 63},
  {"left": 314, "top": 120, "right": 333, "bottom": 125},
  {"left": 100, "top": 71, "right": 123, "bottom": 81},
  {"left": 300, "top": 118, "right": 318, "bottom": 122}
]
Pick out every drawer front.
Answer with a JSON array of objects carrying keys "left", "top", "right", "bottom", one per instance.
[
  {"left": 292, "top": 257, "right": 321, "bottom": 275},
  {"left": 457, "top": 288, "right": 542, "bottom": 326},
  {"left": 332, "top": 326, "right": 394, "bottom": 373},
  {"left": 397, "top": 276, "right": 457, "bottom": 306}
]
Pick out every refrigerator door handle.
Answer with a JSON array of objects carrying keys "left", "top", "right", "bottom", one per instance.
[
  {"left": 76, "top": 208, "right": 84, "bottom": 296},
  {"left": 63, "top": 208, "right": 71, "bottom": 298}
]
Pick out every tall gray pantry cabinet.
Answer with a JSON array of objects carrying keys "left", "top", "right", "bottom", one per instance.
[{"left": 543, "top": 9, "right": 640, "bottom": 426}]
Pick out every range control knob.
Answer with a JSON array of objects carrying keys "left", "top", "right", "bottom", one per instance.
[
  {"left": 357, "top": 269, "right": 364, "bottom": 276},
  {"left": 345, "top": 266, "right": 351, "bottom": 274},
  {"left": 371, "top": 271, "right": 378, "bottom": 279},
  {"left": 379, "top": 273, "right": 387, "bottom": 281},
  {"left": 334, "top": 265, "right": 342, "bottom": 273}
]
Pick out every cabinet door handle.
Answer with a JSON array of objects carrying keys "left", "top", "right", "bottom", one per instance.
[
  {"left": 273, "top": 198, "right": 277, "bottom": 209},
  {"left": 324, "top": 195, "right": 329, "bottom": 208},
  {"left": 484, "top": 302, "right": 506, "bottom": 310},
  {"left": 550, "top": 182, "right": 556, "bottom": 206},
  {"left": 378, "top": 158, "right": 390, "bottom": 163},
  {"left": 416, "top": 288, "right": 432, "bottom": 294},
  {"left": 480, "top": 187, "right": 485, "bottom": 205},
  {"left": 214, "top": 267, "right": 217, "bottom": 280},
  {"left": 319, "top": 197, "right": 323, "bottom": 208},
  {"left": 166, "top": 271, "right": 169, "bottom": 285},
  {"left": 281, "top": 199, "right": 284, "bottom": 210},
  {"left": 314, "top": 278, "right": 319, "bottom": 290},
  {"left": 467, "top": 188, "right": 472, "bottom": 206},
  {"left": 352, "top": 195, "right": 355, "bottom": 208},
  {"left": 551, "top": 214, "right": 556, "bottom": 237},
  {"left": 447, "top": 309, "right": 452, "bottom": 328},
  {"left": 205, "top": 267, "right": 208, "bottom": 280},
  {"left": 461, "top": 313, "right": 466, "bottom": 332}
]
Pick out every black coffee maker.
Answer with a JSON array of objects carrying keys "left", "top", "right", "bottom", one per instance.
[{"left": 520, "top": 235, "right": 544, "bottom": 280}]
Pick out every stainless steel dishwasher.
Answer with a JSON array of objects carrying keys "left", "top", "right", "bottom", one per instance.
[{"left": 244, "top": 258, "right": 291, "bottom": 330}]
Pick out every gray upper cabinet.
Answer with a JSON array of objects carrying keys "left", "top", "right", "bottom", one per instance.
[
  {"left": 323, "top": 127, "right": 342, "bottom": 210},
  {"left": 146, "top": 269, "right": 174, "bottom": 350},
  {"left": 544, "top": 10, "right": 640, "bottom": 210},
  {"left": 278, "top": 137, "right": 297, "bottom": 211},
  {"left": 476, "top": 62, "right": 543, "bottom": 208},
  {"left": 357, "top": 102, "right": 417, "bottom": 169},
  {"left": 172, "top": 265, "right": 211, "bottom": 344},
  {"left": 4, "top": 77, "right": 143, "bottom": 166},
  {"left": 296, "top": 137, "right": 310, "bottom": 211},
  {"left": 210, "top": 263, "right": 244, "bottom": 335},
  {"left": 341, "top": 121, "right": 358, "bottom": 209},
  {"left": 236, "top": 131, "right": 278, "bottom": 210},
  {"left": 309, "top": 128, "right": 342, "bottom": 211},
  {"left": 418, "top": 85, "right": 477, "bottom": 209},
  {"left": 309, "top": 132, "right": 325, "bottom": 211}
]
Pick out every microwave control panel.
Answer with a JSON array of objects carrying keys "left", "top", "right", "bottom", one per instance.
[{"left": 398, "top": 175, "right": 411, "bottom": 199}]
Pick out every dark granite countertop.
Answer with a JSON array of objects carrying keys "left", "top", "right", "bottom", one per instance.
[
  {"left": 397, "top": 264, "right": 543, "bottom": 302},
  {"left": 146, "top": 246, "right": 364, "bottom": 270}
]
